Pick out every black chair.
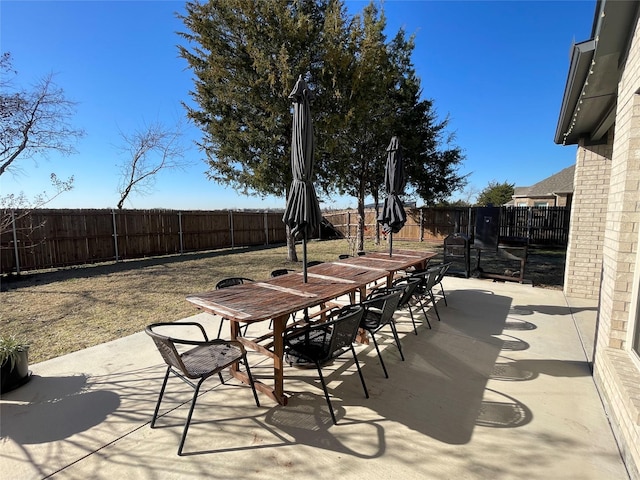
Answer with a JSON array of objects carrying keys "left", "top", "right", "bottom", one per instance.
[
  {"left": 283, "top": 304, "right": 367, "bottom": 424},
  {"left": 409, "top": 267, "right": 442, "bottom": 323},
  {"left": 359, "top": 287, "right": 404, "bottom": 378},
  {"left": 338, "top": 254, "right": 352, "bottom": 260},
  {"left": 271, "top": 269, "right": 294, "bottom": 277},
  {"left": 269, "top": 269, "right": 296, "bottom": 328},
  {"left": 305, "top": 260, "right": 324, "bottom": 268},
  {"left": 429, "top": 262, "right": 452, "bottom": 306},
  {"left": 215, "top": 277, "right": 254, "bottom": 338},
  {"left": 392, "top": 276, "right": 431, "bottom": 334},
  {"left": 145, "top": 322, "right": 260, "bottom": 455}
]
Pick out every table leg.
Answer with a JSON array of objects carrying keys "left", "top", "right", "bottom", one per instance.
[
  {"left": 271, "top": 314, "right": 288, "bottom": 405},
  {"left": 228, "top": 318, "right": 289, "bottom": 406}
]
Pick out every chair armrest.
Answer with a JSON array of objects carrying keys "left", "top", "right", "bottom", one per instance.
[{"left": 147, "top": 321, "right": 209, "bottom": 341}]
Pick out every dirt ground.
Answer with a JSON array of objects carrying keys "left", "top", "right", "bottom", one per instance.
[{"left": 0, "top": 240, "right": 565, "bottom": 363}]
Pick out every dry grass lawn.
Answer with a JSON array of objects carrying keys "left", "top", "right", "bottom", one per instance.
[{"left": 0, "top": 238, "right": 565, "bottom": 364}]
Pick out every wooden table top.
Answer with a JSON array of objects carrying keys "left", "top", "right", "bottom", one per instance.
[
  {"left": 334, "top": 249, "right": 436, "bottom": 272},
  {"left": 185, "top": 249, "right": 436, "bottom": 324},
  {"left": 186, "top": 266, "right": 379, "bottom": 324}
]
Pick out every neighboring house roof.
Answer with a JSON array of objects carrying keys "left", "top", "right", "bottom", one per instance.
[
  {"left": 555, "top": 0, "right": 640, "bottom": 145},
  {"left": 512, "top": 165, "right": 575, "bottom": 199}
]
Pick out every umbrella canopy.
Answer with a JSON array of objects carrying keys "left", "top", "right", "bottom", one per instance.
[
  {"left": 378, "top": 136, "right": 407, "bottom": 235},
  {"left": 282, "top": 75, "right": 322, "bottom": 281}
]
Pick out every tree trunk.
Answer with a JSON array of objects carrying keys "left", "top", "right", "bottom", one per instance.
[
  {"left": 357, "top": 195, "right": 365, "bottom": 253},
  {"left": 373, "top": 191, "right": 381, "bottom": 245},
  {"left": 286, "top": 225, "right": 298, "bottom": 262}
]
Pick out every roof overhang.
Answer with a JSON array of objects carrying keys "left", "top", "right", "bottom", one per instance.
[{"left": 555, "top": 0, "right": 640, "bottom": 145}]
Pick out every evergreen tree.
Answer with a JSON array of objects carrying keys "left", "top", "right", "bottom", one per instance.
[
  {"left": 178, "top": 0, "right": 329, "bottom": 260},
  {"left": 476, "top": 181, "right": 515, "bottom": 206},
  {"left": 178, "top": 0, "right": 467, "bottom": 254}
]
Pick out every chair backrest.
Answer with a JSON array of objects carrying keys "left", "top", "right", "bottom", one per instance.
[
  {"left": 285, "top": 305, "right": 364, "bottom": 364},
  {"left": 145, "top": 324, "right": 188, "bottom": 374},
  {"left": 324, "top": 305, "right": 365, "bottom": 358},
  {"left": 392, "top": 277, "right": 421, "bottom": 307},
  {"left": 338, "top": 254, "right": 352, "bottom": 260},
  {"left": 215, "top": 277, "right": 254, "bottom": 289},
  {"left": 362, "top": 288, "right": 403, "bottom": 326},
  {"left": 420, "top": 268, "right": 441, "bottom": 290},
  {"left": 435, "top": 262, "right": 452, "bottom": 283},
  {"left": 306, "top": 261, "right": 323, "bottom": 267},
  {"left": 270, "top": 269, "right": 291, "bottom": 277}
]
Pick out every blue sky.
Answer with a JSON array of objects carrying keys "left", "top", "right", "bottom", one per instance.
[{"left": 1, "top": 0, "right": 595, "bottom": 210}]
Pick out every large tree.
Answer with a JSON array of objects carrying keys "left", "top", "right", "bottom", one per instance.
[
  {"left": 318, "top": 3, "right": 466, "bottom": 251},
  {"left": 178, "top": 0, "right": 329, "bottom": 261},
  {"left": 179, "top": 0, "right": 466, "bottom": 254},
  {"left": 476, "top": 180, "right": 515, "bottom": 206}
]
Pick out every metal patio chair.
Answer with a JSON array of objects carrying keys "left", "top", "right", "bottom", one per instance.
[
  {"left": 359, "top": 287, "right": 404, "bottom": 378},
  {"left": 215, "top": 277, "right": 254, "bottom": 338},
  {"left": 428, "top": 262, "right": 452, "bottom": 306},
  {"left": 409, "top": 266, "right": 442, "bottom": 323},
  {"left": 283, "top": 304, "right": 367, "bottom": 424},
  {"left": 391, "top": 276, "right": 431, "bottom": 334},
  {"left": 145, "top": 322, "right": 260, "bottom": 455}
]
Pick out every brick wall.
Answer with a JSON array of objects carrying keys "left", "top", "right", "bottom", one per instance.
[
  {"left": 564, "top": 141, "right": 611, "bottom": 299},
  {"left": 592, "top": 11, "right": 640, "bottom": 480}
]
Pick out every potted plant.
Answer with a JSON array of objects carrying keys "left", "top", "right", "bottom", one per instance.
[{"left": 0, "top": 334, "right": 31, "bottom": 394}]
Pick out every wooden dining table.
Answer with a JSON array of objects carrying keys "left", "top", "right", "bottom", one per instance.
[
  {"left": 334, "top": 249, "right": 437, "bottom": 286},
  {"left": 185, "top": 249, "right": 436, "bottom": 405}
]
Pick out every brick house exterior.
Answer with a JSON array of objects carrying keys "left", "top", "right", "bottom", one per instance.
[
  {"left": 555, "top": 1, "right": 640, "bottom": 477},
  {"left": 509, "top": 165, "right": 575, "bottom": 208}
]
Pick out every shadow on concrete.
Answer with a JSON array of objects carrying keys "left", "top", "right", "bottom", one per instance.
[{"left": 274, "top": 288, "right": 527, "bottom": 448}]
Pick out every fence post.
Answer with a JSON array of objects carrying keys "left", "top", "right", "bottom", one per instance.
[
  {"left": 264, "top": 212, "right": 269, "bottom": 245},
  {"left": 527, "top": 207, "right": 533, "bottom": 240},
  {"left": 11, "top": 210, "right": 20, "bottom": 274},
  {"left": 178, "top": 211, "right": 184, "bottom": 254},
  {"left": 230, "top": 210, "right": 235, "bottom": 248},
  {"left": 111, "top": 209, "right": 119, "bottom": 262}
]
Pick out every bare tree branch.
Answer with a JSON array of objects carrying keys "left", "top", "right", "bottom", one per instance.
[
  {"left": 115, "top": 121, "right": 191, "bottom": 209},
  {"left": 0, "top": 53, "right": 85, "bottom": 176}
]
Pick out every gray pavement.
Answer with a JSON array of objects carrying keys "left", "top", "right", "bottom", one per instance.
[{"left": 0, "top": 276, "right": 628, "bottom": 479}]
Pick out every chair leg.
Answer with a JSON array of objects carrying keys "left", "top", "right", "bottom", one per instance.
[
  {"left": 315, "top": 363, "right": 337, "bottom": 424},
  {"left": 429, "top": 290, "right": 441, "bottom": 321},
  {"left": 416, "top": 297, "right": 432, "bottom": 329},
  {"left": 177, "top": 378, "right": 205, "bottom": 456},
  {"left": 370, "top": 332, "right": 389, "bottom": 378},
  {"left": 243, "top": 355, "right": 260, "bottom": 407},
  {"left": 217, "top": 318, "right": 225, "bottom": 339},
  {"left": 439, "top": 282, "right": 448, "bottom": 306},
  {"left": 407, "top": 306, "right": 418, "bottom": 335},
  {"left": 151, "top": 366, "right": 172, "bottom": 428},
  {"left": 389, "top": 321, "right": 405, "bottom": 361},
  {"left": 350, "top": 344, "right": 369, "bottom": 399}
]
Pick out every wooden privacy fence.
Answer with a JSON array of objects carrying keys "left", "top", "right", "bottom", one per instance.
[
  {"left": 0, "top": 209, "right": 287, "bottom": 274},
  {"left": 323, "top": 206, "right": 570, "bottom": 246}
]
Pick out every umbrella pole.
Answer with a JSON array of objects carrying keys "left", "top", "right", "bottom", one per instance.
[
  {"left": 303, "top": 232, "right": 308, "bottom": 283},
  {"left": 389, "top": 232, "right": 393, "bottom": 257}
]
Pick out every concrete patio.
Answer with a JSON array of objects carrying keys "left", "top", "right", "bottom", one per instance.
[{"left": 0, "top": 276, "right": 629, "bottom": 479}]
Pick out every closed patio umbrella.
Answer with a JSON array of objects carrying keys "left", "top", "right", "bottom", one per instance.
[
  {"left": 378, "top": 136, "right": 406, "bottom": 257},
  {"left": 283, "top": 75, "right": 322, "bottom": 282}
]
